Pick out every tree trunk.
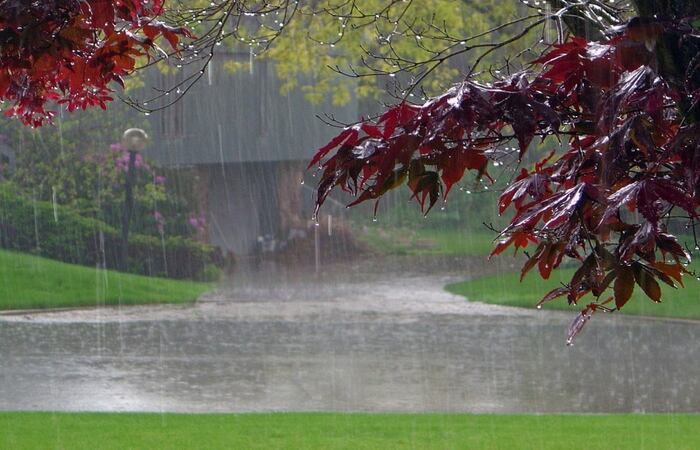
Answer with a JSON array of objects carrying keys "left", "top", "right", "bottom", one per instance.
[
  {"left": 633, "top": 0, "right": 700, "bottom": 17},
  {"left": 633, "top": 0, "right": 700, "bottom": 120}
]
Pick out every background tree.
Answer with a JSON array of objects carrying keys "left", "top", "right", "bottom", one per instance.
[{"left": 122, "top": 1, "right": 527, "bottom": 114}]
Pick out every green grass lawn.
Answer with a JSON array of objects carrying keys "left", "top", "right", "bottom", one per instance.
[
  {"left": 359, "top": 226, "right": 496, "bottom": 256},
  {"left": 0, "top": 412, "right": 697, "bottom": 449},
  {"left": 446, "top": 261, "right": 700, "bottom": 320},
  {"left": 0, "top": 249, "right": 212, "bottom": 310}
]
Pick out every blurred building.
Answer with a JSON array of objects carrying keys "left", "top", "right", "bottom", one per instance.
[{"left": 145, "top": 55, "right": 359, "bottom": 256}]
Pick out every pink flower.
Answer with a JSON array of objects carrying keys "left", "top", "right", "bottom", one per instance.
[{"left": 188, "top": 215, "right": 207, "bottom": 233}]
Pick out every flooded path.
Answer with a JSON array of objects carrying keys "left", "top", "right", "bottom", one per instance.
[{"left": 1, "top": 257, "right": 699, "bottom": 413}]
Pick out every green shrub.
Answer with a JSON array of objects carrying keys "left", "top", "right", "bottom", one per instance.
[
  {"left": 199, "top": 264, "right": 224, "bottom": 282},
  {"left": 0, "top": 183, "right": 222, "bottom": 280}
]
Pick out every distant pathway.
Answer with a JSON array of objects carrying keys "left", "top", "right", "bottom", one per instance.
[{"left": 0, "top": 255, "right": 527, "bottom": 324}]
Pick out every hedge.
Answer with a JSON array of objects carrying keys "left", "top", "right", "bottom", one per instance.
[{"left": 0, "top": 184, "right": 222, "bottom": 280}]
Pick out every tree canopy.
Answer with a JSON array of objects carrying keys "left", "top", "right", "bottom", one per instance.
[
  {"left": 310, "top": 0, "right": 700, "bottom": 343},
  {"left": 0, "top": 0, "right": 191, "bottom": 126}
]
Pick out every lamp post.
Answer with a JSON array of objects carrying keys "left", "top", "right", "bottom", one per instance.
[{"left": 118, "top": 128, "right": 148, "bottom": 272}]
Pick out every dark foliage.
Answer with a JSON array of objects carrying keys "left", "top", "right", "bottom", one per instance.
[
  {"left": 0, "top": 184, "right": 222, "bottom": 280},
  {"left": 312, "top": 12, "right": 700, "bottom": 343}
]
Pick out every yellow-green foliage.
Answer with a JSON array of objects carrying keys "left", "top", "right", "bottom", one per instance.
[
  {"left": 222, "top": 1, "right": 520, "bottom": 105},
  {"left": 271, "top": 1, "right": 517, "bottom": 104}
]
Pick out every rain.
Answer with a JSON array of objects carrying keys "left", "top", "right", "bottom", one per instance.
[{"left": 1, "top": 0, "right": 699, "bottom": 448}]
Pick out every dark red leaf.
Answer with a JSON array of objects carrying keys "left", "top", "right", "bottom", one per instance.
[
  {"left": 566, "top": 309, "right": 593, "bottom": 346},
  {"left": 537, "top": 286, "right": 568, "bottom": 308},
  {"left": 614, "top": 266, "right": 635, "bottom": 309},
  {"left": 632, "top": 263, "right": 662, "bottom": 303},
  {"left": 652, "top": 261, "right": 686, "bottom": 287},
  {"left": 308, "top": 127, "right": 359, "bottom": 169}
]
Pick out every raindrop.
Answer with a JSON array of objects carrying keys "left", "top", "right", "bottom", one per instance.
[{"left": 51, "top": 187, "right": 58, "bottom": 223}]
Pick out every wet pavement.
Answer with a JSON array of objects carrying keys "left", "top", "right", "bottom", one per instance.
[{"left": 1, "top": 257, "right": 699, "bottom": 413}]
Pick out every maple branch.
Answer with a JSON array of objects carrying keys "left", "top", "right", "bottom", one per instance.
[
  {"left": 544, "top": 0, "right": 627, "bottom": 40},
  {"left": 124, "top": 0, "right": 299, "bottom": 113}
]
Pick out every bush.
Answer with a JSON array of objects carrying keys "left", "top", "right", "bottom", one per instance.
[
  {"left": 0, "top": 183, "right": 222, "bottom": 280},
  {"left": 199, "top": 264, "right": 224, "bottom": 282}
]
